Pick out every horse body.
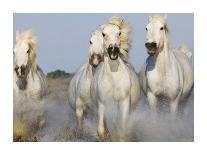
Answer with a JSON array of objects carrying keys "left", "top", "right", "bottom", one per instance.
[
  {"left": 13, "top": 30, "right": 47, "bottom": 141},
  {"left": 68, "top": 63, "right": 94, "bottom": 128},
  {"left": 91, "top": 16, "right": 140, "bottom": 141},
  {"left": 13, "top": 30, "right": 47, "bottom": 99},
  {"left": 140, "top": 15, "right": 193, "bottom": 116},
  {"left": 68, "top": 30, "right": 104, "bottom": 129},
  {"left": 92, "top": 57, "right": 131, "bottom": 103}
]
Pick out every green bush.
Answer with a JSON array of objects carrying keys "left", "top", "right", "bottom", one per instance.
[{"left": 47, "top": 70, "right": 72, "bottom": 79}]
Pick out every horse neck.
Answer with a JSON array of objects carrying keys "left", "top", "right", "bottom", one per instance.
[
  {"left": 154, "top": 33, "right": 172, "bottom": 76},
  {"left": 103, "top": 55, "right": 121, "bottom": 73},
  {"left": 85, "top": 63, "right": 93, "bottom": 76}
]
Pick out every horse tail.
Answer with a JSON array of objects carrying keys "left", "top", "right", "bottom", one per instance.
[{"left": 176, "top": 44, "right": 192, "bottom": 59}]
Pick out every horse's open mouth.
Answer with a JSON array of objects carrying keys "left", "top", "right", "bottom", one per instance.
[
  {"left": 147, "top": 48, "right": 158, "bottom": 56},
  {"left": 145, "top": 42, "right": 158, "bottom": 56},
  {"left": 108, "top": 47, "right": 120, "bottom": 60},
  {"left": 89, "top": 53, "right": 102, "bottom": 68}
]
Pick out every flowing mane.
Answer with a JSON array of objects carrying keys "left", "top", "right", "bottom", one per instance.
[
  {"left": 107, "top": 16, "right": 132, "bottom": 61},
  {"left": 16, "top": 30, "right": 37, "bottom": 75}
]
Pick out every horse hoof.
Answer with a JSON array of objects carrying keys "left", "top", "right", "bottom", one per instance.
[{"left": 97, "top": 130, "right": 104, "bottom": 142}]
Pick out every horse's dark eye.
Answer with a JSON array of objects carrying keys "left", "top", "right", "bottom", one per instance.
[
  {"left": 90, "top": 41, "right": 92, "bottom": 44},
  {"left": 160, "top": 27, "right": 164, "bottom": 30},
  {"left": 27, "top": 50, "right": 30, "bottom": 53},
  {"left": 102, "top": 33, "right": 105, "bottom": 37},
  {"left": 146, "top": 27, "right": 148, "bottom": 31},
  {"left": 119, "top": 32, "right": 121, "bottom": 36}
]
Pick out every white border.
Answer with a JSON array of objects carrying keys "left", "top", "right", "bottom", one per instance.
[{"left": 0, "top": 0, "right": 206, "bottom": 155}]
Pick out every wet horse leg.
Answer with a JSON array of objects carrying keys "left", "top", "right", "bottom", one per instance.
[
  {"left": 119, "top": 97, "right": 130, "bottom": 141},
  {"left": 97, "top": 102, "right": 105, "bottom": 141},
  {"left": 147, "top": 91, "right": 157, "bottom": 115},
  {"left": 76, "top": 98, "right": 84, "bottom": 130}
]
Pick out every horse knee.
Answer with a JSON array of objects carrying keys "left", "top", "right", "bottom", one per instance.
[
  {"left": 147, "top": 92, "right": 157, "bottom": 109},
  {"left": 170, "top": 101, "right": 178, "bottom": 117},
  {"left": 76, "top": 106, "right": 84, "bottom": 129}
]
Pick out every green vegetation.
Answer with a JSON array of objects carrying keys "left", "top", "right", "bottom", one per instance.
[{"left": 47, "top": 70, "right": 73, "bottom": 79}]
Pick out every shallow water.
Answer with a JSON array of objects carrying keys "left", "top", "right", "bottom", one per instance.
[{"left": 13, "top": 77, "right": 194, "bottom": 142}]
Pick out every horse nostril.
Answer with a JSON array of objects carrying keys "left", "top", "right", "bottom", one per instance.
[
  {"left": 114, "top": 46, "right": 120, "bottom": 53},
  {"left": 151, "top": 42, "right": 157, "bottom": 48},
  {"left": 107, "top": 47, "right": 113, "bottom": 53},
  {"left": 20, "top": 65, "right": 25, "bottom": 70},
  {"left": 145, "top": 43, "right": 150, "bottom": 48},
  {"left": 145, "top": 42, "right": 157, "bottom": 48},
  {"left": 15, "top": 66, "right": 19, "bottom": 72}
]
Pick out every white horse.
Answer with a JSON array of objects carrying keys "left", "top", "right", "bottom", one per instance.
[
  {"left": 139, "top": 15, "right": 194, "bottom": 117},
  {"left": 68, "top": 30, "right": 104, "bottom": 130},
  {"left": 91, "top": 16, "right": 140, "bottom": 141},
  {"left": 13, "top": 30, "right": 47, "bottom": 141},
  {"left": 13, "top": 30, "right": 47, "bottom": 99}
]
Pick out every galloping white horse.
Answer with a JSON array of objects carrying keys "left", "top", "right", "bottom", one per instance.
[
  {"left": 13, "top": 30, "right": 47, "bottom": 99},
  {"left": 13, "top": 30, "right": 47, "bottom": 141},
  {"left": 91, "top": 16, "right": 140, "bottom": 141},
  {"left": 139, "top": 15, "right": 194, "bottom": 117},
  {"left": 68, "top": 30, "right": 104, "bottom": 130}
]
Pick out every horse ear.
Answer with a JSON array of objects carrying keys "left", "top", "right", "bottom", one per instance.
[
  {"left": 16, "top": 31, "right": 20, "bottom": 41},
  {"left": 149, "top": 16, "right": 153, "bottom": 22}
]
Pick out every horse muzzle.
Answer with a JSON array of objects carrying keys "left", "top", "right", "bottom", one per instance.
[
  {"left": 15, "top": 65, "right": 26, "bottom": 79},
  {"left": 145, "top": 42, "right": 158, "bottom": 56},
  {"left": 107, "top": 45, "right": 120, "bottom": 60},
  {"left": 89, "top": 53, "right": 102, "bottom": 68}
]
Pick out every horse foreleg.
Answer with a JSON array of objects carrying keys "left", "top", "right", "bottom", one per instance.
[
  {"left": 147, "top": 91, "right": 157, "bottom": 115},
  {"left": 119, "top": 97, "right": 130, "bottom": 141},
  {"left": 76, "top": 98, "right": 84, "bottom": 130},
  {"left": 97, "top": 102, "right": 105, "bottom": 141},
  {"left": 120, "top": 97, "right": 130, "bottom": 131},
  {"left": 170, "top": 100, "right": 179, "bottom": 119}
]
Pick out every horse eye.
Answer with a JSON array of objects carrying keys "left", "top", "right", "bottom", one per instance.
[
  {"left": 160, "top": 27, "right": 164, "bottom": 30},
  {"left": 90, "top": 41, "right": 92, "bottom": 44},
  {"left": 146, "top": 27, "right": 148, "bottom": 31},
  {"left": 27, "top": 50, "right": 30, "bottom": 54},
  {"left": 102, "top": 33, "right": 105, "bottom": 37},
  {"left": 119, "top": 32, "right": 121, "bottom": 36}
]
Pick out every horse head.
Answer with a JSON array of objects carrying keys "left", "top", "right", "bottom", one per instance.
[
  {"left": 14, "top": 30, "right": 37, "bottom": 79},
  {"left": 89, "top": 30, "right": 104, "bottom": 68},
  {"left": 145, "top": 15, "right": 169, "bottom": 56}
]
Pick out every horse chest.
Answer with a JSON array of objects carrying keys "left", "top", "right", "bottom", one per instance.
[
  {"left": 26, "top": 74, "right": 42, "bottom": 97},
  {"left": 147, "top": 68, "right": 180, "bottom": 99},
  {"left": 99, "top": 69, "right": 130, "bottom": 101}
]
